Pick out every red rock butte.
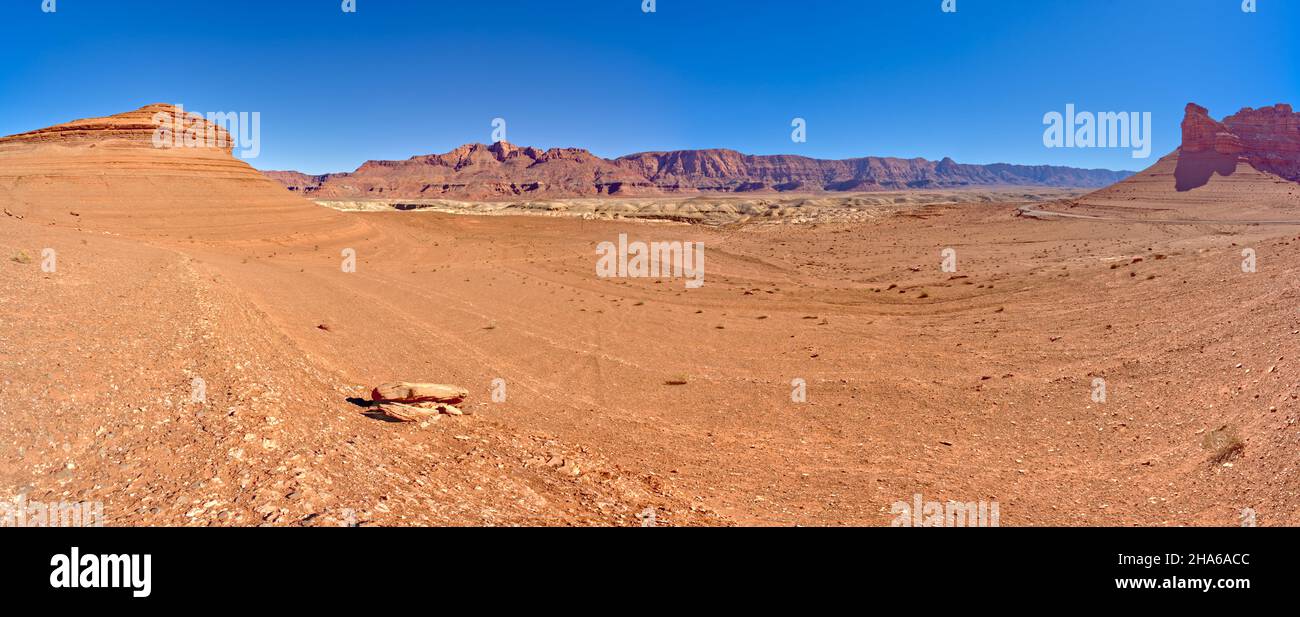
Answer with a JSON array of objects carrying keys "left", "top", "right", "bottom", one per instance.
[
  {"left": 1181, "top": 103, "right": 1300, "bottom": 179},
  {"left": 1067, "top": 102, "right": 1300, "bottom": 221}
]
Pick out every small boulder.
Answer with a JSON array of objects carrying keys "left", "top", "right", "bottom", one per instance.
[{"left": 371, "top": 382, "right": 467, "bottom": 404}]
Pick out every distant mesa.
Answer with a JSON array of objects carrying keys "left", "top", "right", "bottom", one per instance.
[{"left": 265, "top": 143, "right": 1134, "bottom": 201}]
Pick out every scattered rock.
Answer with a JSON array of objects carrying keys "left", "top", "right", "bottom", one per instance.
[
  {"left": 371, "top": 382, "right": 467, "bottom": 404},
  {"left": 368, "top": 382, "right": 470, "bottom": 422}
]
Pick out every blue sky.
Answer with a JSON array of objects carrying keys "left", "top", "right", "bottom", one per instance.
[{"left": 0, "top": 0, "right": 1296, "bottom": 174}]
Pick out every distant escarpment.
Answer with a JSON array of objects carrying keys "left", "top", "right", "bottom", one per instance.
[{"left": 265, "top": 142, "right": 1132, "bottom": 201}]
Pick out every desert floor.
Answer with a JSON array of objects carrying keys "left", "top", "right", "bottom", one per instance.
[{"left": 3, "top": 200, "right": 1299, "bottom": 526}]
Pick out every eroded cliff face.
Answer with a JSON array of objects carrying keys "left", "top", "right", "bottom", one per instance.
[
  {"left": 269, "top": 142, "right": 657, "bottom": 200},
  {"left": 1073, "top": 101, "right": 1300, "bottom": 210},
  {"left": 616, "top": 150, "right": 1134, "bottom": 193},
  {"left": 267, "top": 143, "right": 1132, "bottom": 201},
  {"left": 1181, "top": 102, "right": 1300, "bottom": 182}
]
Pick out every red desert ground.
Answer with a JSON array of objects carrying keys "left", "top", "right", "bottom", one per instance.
[{"left": 3, "top": 102, "right": 1300, "bottom": 526}]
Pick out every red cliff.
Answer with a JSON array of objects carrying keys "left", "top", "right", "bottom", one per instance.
[
  {"left": 1181, "top": 102, "right": 1300, "bottom": 181},
  {"left": 267, "top": 144, "right": 1132, "bottom": 201}
]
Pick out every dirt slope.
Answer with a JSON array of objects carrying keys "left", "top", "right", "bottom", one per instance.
[
  {"left": 1043, "top": 150, "right": 1300, "bottom": 222},
  {"left": 0, "top": 106, "right": 712, "bottom": 525}
]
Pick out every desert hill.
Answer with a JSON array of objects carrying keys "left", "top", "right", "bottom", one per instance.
[
  {"left": 0, "top": 104, "right": 357, "bottom": 241},
  {"left": 267, "top": 143, "right": 1132, "bottom": 201}
]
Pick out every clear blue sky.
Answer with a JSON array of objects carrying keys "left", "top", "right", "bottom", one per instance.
[{"left": 1, "top": 0, "right": 1296, "bottom": 174}]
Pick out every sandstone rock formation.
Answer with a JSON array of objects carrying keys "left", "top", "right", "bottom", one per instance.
[
  {"left": 376, "top": 402, "right": 464, "bottom": 422},
  {"left": 371, "top": 382, "right": 467, "bottom": 404},
  {"left": 1061, "top": 101, "right": 1300, "bottom": 220},
  {"left": 1179, "top": 102, "right": 1300, "bottom": 186},
  {"left": 267, "top": 143, "right": 1132, "bottom": 201},
  {"left": 0, "top": 103, "right": 231, "bottom": 148},
  {"left": 370, "top": 382, "right": 469, "bottom": 422}
]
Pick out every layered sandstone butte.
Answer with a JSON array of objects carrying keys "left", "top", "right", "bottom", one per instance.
[
  {"left": 267, "top": 144, "right": 1132, "bottom": 201},
  {"left": 1067, "top": 102, "right": 1300, "bottom": 220},
  {"left": 0, "top": 104, "right": 354, "bottom": 240},
  {"left": 1181, "top": 102, "right": 1300, "bottom": 182}
]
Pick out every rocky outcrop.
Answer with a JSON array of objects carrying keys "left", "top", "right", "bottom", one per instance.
[
  {"left": 369, "top": 382, "right": 470, "bottom": 422},
  {"left": 1074, "top": 101, "right": 1300, "bottom": 213},
  {"left": 267, "top": 143, "right": 1132, "bottom": 201},
  {"left": 1180, "top": 102, "right": 1300, "bottom": 182},
  {"left": 0, "top": 103, "right": 234, "bottom": 151},
  {"left": 371, "top": 382, "right": 467, "bottom": 404}
]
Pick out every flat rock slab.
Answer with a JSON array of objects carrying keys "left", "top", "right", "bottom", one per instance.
[{"left": 371, "top": 382, "right": 467, "bottom": 404}]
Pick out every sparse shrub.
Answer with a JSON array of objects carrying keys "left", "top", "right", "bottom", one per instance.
[
  {"left": 10, "top": 251, "right": 31, "bottom": 264},
  {"left": 1204, "top": 425, "right": 1245, "bottom": 464}
]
